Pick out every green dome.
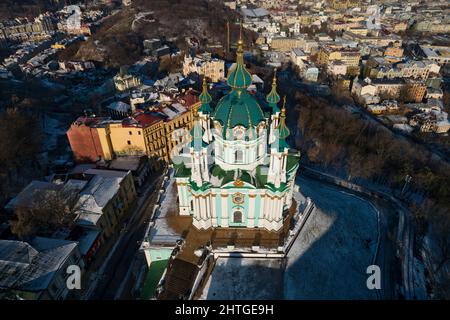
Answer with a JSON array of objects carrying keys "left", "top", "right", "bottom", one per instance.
[
  {"left": 214, "top": 89, "right": 265, "bottom": 136},
  {"left": 213, "top": 36, "right": 265, "bottom": 138},
  {"left": 227, "top": 62, "right": 252, "bottom": 89},
  {"left": 266, "top": 71, "right": 280, "bottom": 113},
  {"left": 226, "top": 38, "right": 252, "bottom": 89}
]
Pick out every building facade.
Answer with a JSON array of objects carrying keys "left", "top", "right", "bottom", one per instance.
[
  {"left": 317, "top": 44, "right": 361, "bottom": 69},
  {"left": 182, "top": 53, "right": 225, "bottom": 83},
  {"left": 174, "top": 37, "right": 300, "bottom": 232},
  {"left": 67, "top": 97, "right": 200, "bottom": 164}
]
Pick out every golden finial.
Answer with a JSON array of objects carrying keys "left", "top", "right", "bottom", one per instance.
[
  {"left": 193, "top": 103, "right": 199, "bottom": 118},
  {"left": 234, "top": 178, "right": 244, "bottom": 187},
  {"left": 281, "top": 96, "right": 286, "bottom": 116},
  {"left": 239, "top": 20, "right": 243, "bottom": 41},
  {"left": 272, "top": 68, "right": 277, "bottom": 85},
  {"left": 202, "top": 75, "right": 207, "bottom": 91},
  {"left": 236, "top": 29, "right": 244, "bottom": 65}
]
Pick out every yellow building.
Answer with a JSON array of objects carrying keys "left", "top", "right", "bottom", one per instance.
[
  {"left": 331, "top": 0, "right": 360, "bottom": 10},
  {"left": 162, "top": 103, "right": 196, "bottom": 159},
  {"left": 68, "top": 92, "right": 200, "bottom": 166},
  {"left": 182, "top": 53, "right": 225, "bottom": 83},
  {"left": 51, "top": 43, "right": 66, "bottom": 50},
  {"left": 384, "top": 44, "right": 404, "bottom": 58},
  {"left": 348, "top": 27, "right": 368, "bottom": 36},
  {"left": 270, "top": 37, "right": 305, "bottom": 52},
  {"left": 317, "top": 44, "right": 361, "bottom": 69}
]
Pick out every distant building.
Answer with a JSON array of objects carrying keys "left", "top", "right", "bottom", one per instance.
[
  {"left": 327, "top": 61, "right": 347, "bottom": 77},
  {"left": 223, "top": 1, "right": 236, "bottom": 10},
  {"left": 290, "top": 48, "right": 308, "bottom": 66},
  {"left": 426, "top": 88, "right": 443, "bottom": 100},
  {"left": 352, "top": 78, "right": 426, "bottom": 103},
  {"left": 330, "top": 0, "right": 360, "bottom": 10},
  {"left": 384, "top": 43, "right": 404, "bottom": 63},
  {"left": 294, "top": 59, "right": 319, "bottom": 82},
  {"left": 419, "top": 45, "right": 450, "bottom": 65},
  {"left": 113, "top": 67, "right": 141, "bottom": 92},
  {"left": 317, "top": 44, "right": 361, "bottom": 69},
  {"left": 182, "top": 53, "right": 225, "bottom": 83},
  {"left": 270, "top": 37, "right": 305, "bottom": 52}
]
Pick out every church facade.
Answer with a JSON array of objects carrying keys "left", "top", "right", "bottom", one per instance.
[{"left": 174, "top": 36, "right": 300, "bottom": 232}]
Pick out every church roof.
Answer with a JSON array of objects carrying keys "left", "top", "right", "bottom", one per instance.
[
  {"left": 226, "top": 38, "right": 252, "bottom": 89},
  {"left": 266, "top": 70, "right": 280, "bottom": 113},
  {"left": 214, "top": 33, "right": 265, "bottom": 136},
  {"left": 274, "top": 97, "right": 290, "bottom": 151},
  {"left": 199, "top": 76, "right": 212, "bottom": 114},
  {"left": 214, "top": 89, "right": 265, "bottom": 136}
]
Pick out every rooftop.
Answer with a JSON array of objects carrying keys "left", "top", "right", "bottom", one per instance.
[{"left": 0, "top": 237, "right": 77, "bottom": 293}]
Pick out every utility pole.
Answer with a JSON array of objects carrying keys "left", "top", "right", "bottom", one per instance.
[{"left": 226, "top": 20, "right": 230, "bottom": 56}]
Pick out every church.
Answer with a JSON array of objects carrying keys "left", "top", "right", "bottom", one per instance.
[{"left": 173, "top": 35, "right": 300, "bottom": 232}]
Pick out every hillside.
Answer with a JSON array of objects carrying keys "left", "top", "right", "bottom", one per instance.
[{"left": 58, "top": 0, "right": 251, "bottom": 68}]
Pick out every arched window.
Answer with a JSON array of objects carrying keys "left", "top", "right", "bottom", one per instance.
[
  {"left": 233, "top": 210, "right": 243, "bottom": 223},
  {"left": 235, "top": 150, "right": 243, "bottom": 163},
  {"left": 190, "top": 200, "right": 194, "bottom": 211}
]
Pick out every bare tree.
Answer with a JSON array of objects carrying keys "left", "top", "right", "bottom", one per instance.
[{"left": 11, "top": 187, "right": 79, "bottom": 238}]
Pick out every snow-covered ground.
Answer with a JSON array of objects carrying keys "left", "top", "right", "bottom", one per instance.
[
  {"left": 284, "top": 176, "right": 379, "bottom": 299},
  {"left": 200, "top": 175, "right": 382, "bottom": 300},
  {"left": 200, "top": 257, "right": 284, "bottom": 300}
]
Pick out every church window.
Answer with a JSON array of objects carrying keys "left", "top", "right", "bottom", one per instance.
[
  {"left": 127, "top": 140, "right": 131, "bottom": 145},
  {"left": 234, "top": 127, "right": 245, "bottom": 140},
  {"left": 235, "top": 150, "right": 243, "bottom": 163},
  {"left": 129, "top": 131, "right": 132, "bottom": 135},
  {"left": 233, "top": 211, "right": 243, "bottom": 223}
]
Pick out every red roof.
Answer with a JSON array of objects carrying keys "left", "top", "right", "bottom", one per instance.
[
  {"left": 179, "top": 89, "right": 200, "bottom": 108},
  {"left": 123, "top": 112, "right": 162, "bottom": 128},
  {"left": 72, "top": 116, "right": 109, "bottom": 127}
]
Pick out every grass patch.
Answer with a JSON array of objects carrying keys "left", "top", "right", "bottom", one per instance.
[{"left": 140, "top": 259, "right": 169, "bottom": 299}]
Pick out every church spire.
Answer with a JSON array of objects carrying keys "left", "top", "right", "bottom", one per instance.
[
  {"left": 236, "top": 22, "right": 244, "bottom": 65},
  {"left": 226, "top": 22, "right": 252, "bottom": 90},
  {"left": 190, "top": 104, "right": 204, "bottom": 151},
  {"left": 199, "top": 76, "right": 212, "bottom": 113},
  {"left": 275, "top": 96, "right": 290, "bottom": 151},
  {"left": 266, "top": 68, "right": 280, "bottom": 113}
]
